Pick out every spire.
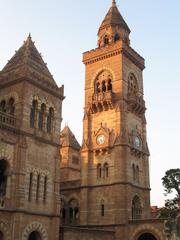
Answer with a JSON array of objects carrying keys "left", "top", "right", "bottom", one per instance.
[
  {"left": 99, "top": 2, "right": 130, "bottom": 33},
  {"left": 98, "top": 1, "right": 130, "bottom": 47},
  {"left": 1, "top": 34, "right": 57, "bottom": 87}
]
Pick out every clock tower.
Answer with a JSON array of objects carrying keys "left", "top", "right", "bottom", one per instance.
[{"left": 80, "top": 0, "right": 151, "bottom": 228}]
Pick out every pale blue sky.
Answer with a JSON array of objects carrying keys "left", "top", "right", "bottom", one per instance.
[{"left": 0, "top": 0, "right": 180, "bottom": 206}]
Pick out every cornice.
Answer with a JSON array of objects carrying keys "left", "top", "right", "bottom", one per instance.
[
  {"left": 61, "top": 181, "right": 151, "bottom": 192},
  {"left": 0, "top": 76, "right": 64, "bottom": 100}
]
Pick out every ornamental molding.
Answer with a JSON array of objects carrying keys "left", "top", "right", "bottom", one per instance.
[{"left": 22, "top": 221, "right": 48, "bottom": 240}]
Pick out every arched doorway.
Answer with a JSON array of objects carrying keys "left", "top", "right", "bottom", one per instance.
[
  {"left": 0, "top": 159, "right": 9, "bottom": 197},
  {"left": 138, "top": 233, "right": 157, "bottom": 240},
  {"left": 28, "top": 231, "right": 42, "bottom": 240},
  {"left": 0, "top": 231, "right": 4, "bottom": 240}
]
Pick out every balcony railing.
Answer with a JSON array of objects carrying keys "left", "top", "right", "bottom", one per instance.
[
  {"left": 0, "top": 111, "right": 17, "bottom": 128},
  {"left": 127, "top": 95, "right": 146, "bottom": 115},
  {"left": 90, "top": 91, "right": 114, "bottom": 113}
]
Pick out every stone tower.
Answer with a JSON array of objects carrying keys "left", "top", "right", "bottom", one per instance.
[
  {"left": 81, "top": 0, "right": 151, "bottom": 228},
  {"left": 0, "top": 35, "right": 64, "bottom": 240}
]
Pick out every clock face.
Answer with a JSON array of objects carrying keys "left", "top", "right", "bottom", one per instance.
[
  {"left": 134, "top": 136, "right": 141, "bottom": 148},
  {"left": 96, "top": 135, "right": 105, "bottom": 145}
]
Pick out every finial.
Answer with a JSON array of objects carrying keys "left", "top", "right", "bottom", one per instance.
[
  {"left": 112, "top": 0, "right": 116, "bottom": 6},
  {"left": 28, "top": 33, "right": 31, "bottom": 38}
]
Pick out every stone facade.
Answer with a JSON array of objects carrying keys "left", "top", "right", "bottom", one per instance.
[
  {"left": 0, "top": 35, "right": 64, "bottom": 239},
  {"left": 60, "top": 1, "right": 166, "bottom": 240}
]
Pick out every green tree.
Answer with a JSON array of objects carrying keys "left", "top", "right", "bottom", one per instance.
[{"left": 159, "top": 168, "right": 180, "bottom": 219}]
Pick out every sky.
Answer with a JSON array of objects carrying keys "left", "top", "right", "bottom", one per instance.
[{"left": 0, "top": 0, "right": 180, "bottom": 207}]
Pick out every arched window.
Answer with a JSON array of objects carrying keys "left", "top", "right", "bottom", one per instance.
[
  {"left": 0, "top": 159, "right": 8, "bottom": 197},
  {"left": 104, "top": 163, "right": 109, "bottom": 178},
  {"left": 28, "top": 172, "right": 33, "bottom": 201},
  {"left": 28, "top": 231, "right": 42, "bottom": 240},
  {"left": 43, "top": 176, "right": 47, "bottom": 202},
  {"left": 60, "top": 208, "right": 66, "bottom": 221},
  {"left": 47, "top": 107, "right": 54, "bottom": 133},
  {"left": 102, "top": 81, "right": 106, "bottom": 92},
  {"left": 136, "top": 166, "right": 140, "bottom": 183},
  {"left": 101, "top": 204, "right": 105, "bottom": 216},
  {"left": 132, "top": 164, "right": 136, "bottom": 181},
  {"left": 60, "top": 199, "right": 66, "bottom": 224},
  {"left": 0, "top": 100, "right": 6, "bottom": 113},
  {"left": 128, "top": 74, "right": 138, "bottom": 96},
  {"left": 132, "top": 196, "right": 142, "bottom": 220},
  {"left": 38, "top": 103, "right": 46, "bottom": 130},
  {"left": 96, "top": 82, "right": 101, "bottom": 93},
  {"left": 36, "top": 174, "right": 40, "bottom": 201},
  {"left": 7, "top": 98, "right": 15, "bottom": 115},
  {"left": 94, "top": 71, "right": 113, "bottom": 95},
  {"left": 107, "top": 79, "right": 112, "bottom": 91},
  {"left": 97, "top": 164, "right": 102, "bottom": 178},
  {"left": 104, "top": 35, "right": 109, "bottom": 45},
  {"left": 30, "top": 100, "right": 38, "bottom": 128},
  {"left": 0, "top": 231, "right": 4, "bottom": 240},
  {"left": 68, "top": 199, "right": 79, "bottom": 225},
  {"left": 114, "top": 33, "right": 120, "bottom": 42}
]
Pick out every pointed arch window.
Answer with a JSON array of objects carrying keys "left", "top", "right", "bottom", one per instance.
[
  {"left": 96, "top": 82, "right": 101, "bottom": 93},
  {"left": 47, "top": 107, "right": 54, "bottom": 133},
  {"left": 43, "top": 176, "right": 47, "bottom": 202},
  {"left": 114, "top": 33, "right": 120, "bottom": 42},
  {"left": 68, "top": 199, "right": 79, "bottom": 225},
  {"left": 36, "top": 174, "right": 40, "bottom": 201},
  {"left": 97, "top": 164, "right": 102, "bottom": 179},
  {"left": 102, "top": 81, "right": 106, "bottom": 92},
  {"left": 28, "top": 172, "right": 33, "bottom": 201},
  {"left": 38, "top": 103, "right": 46, "bottom": 130},
  {"left": 136, "top": 166, "right": 140, "bottom": 183},
  {"left": 0, "top": 100, "right": 6, "bottom": 113},
  {"left": 132, "top": 196, "right": 142, "bottom": 220},
  {"left": 104, "top": 163, "right": 109, "bottom": 178},
  {"left": 132, "top": 164, "right": 136, "bottom": 181},
  {"left": 7, "top": 98, "right": 15, "bottom": 115},
  {"left": 107, "top": 79, "right": 112, "bottom": 91},
  {"left": 128, "top": 74, "right": 138, "bottom": 96},
  {"left": 30, "top": 100, "right": 38, "bottom": 128},
  {"left": 94, "top": 71, "right": 113, "bottom": 95},
  {"left": 104, "top": 35, "right": 109, "bottom": 45}
]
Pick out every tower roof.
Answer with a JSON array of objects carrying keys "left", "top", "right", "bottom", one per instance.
[
  {"left": 1, "top": 34, "right": 57, "bottom": 87},
  {"left": 98, "top": 1, "right": 130, "bottom": 34},
  {"left": 60, "top": 126, "right": 81, "bottom": 150}
]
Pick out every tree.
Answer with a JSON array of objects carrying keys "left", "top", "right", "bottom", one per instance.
[{"left": 159, "top": 168, "right": 180, "bottom": 219}]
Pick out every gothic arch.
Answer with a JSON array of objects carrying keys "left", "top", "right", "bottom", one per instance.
[
  {"left": 22, "top": 222, "right": 48, "bottom": 240},
  {"left": 91, "top": 67, "right": 115, "bottom": 89},
  {"left": 0, "top": 152, "right": 12, "bottom": 168},
  {"left": 127, "top": 72, "right": 139, "bottom": 95},
  {"left": 130, "top": 224, "right": 164, "bottom": 240},
  {"left": 0, "top": 220, "right": 11, "bottom": 240},
  {"left": 0, "top": 91, "right": 19, "bottom": 104}
]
